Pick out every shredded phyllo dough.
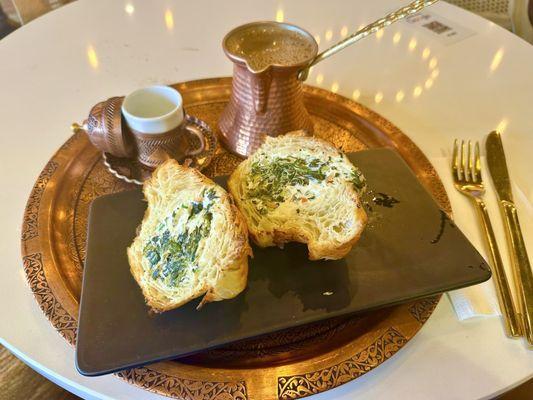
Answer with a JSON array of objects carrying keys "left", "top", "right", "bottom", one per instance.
[
  {"left": 128, "top": 160, "right": 251, "bottom": 312},
  {"left": 228, "top": 131, "right": 368, "bottom": 260}
]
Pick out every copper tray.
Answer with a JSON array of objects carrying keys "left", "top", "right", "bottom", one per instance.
[{"left": 21, "top": 77, "right": 447, "bottom": 400}]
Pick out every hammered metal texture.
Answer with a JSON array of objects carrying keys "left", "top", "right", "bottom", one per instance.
[
  {"left": 20, "top": 77, "right": 448, "bottom": 400},
  {"left": 219, "top": 64, "right": 313, "bottom": 157}
]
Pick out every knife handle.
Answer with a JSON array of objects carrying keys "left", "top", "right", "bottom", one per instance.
[
  {"left": 500, "top": 200, "right": 533, "bottom": 346},
  {"left": 474, "top": 198, "right": 521, "bottom": 338}
]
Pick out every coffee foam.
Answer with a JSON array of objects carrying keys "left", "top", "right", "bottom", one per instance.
[{"left": 227, "top": 26, "right": 316, "bottom": 71}]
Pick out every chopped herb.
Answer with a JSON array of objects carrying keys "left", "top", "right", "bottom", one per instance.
[
  {"left": 206, "top": 188, "right": 218, "bottom": 201},
  {"left": 143, "top": 187, "right": 218, "bottom": 286},
  {"left": 349, "top": 168, "right": 366, "bottom": 193},
  {"left": 145, "top": 248, "right": 160, "bottom": 266},
  {"left": 160, "top": 230, "right": 170, "bottom": 245},
  {"left": 190, "top": 201, "right": 203, "bottom": 216},
  {"left": 246, "top": 156, "right": 328, "bottom": 211}
]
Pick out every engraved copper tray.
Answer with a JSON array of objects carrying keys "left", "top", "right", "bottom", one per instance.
[{"left": 21, "top": 77, "right": 448, "bottom": 400}]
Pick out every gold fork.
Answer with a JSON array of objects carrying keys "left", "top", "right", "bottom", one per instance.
[{"left": 452, "top": 139, "right": 520, "bottom": 337}]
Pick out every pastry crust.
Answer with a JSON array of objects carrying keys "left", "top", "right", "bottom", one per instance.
[
  {"left": 228, "top": 131, "right": 367, "bottom": 260},
  {"left": 127, "top": 160, "right": 252, "bottom": 312}
]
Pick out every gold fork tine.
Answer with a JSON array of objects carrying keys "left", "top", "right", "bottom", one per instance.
[
  {"left": 452, "top": 139, "right": 459, "bottom": 181},
  {"left": 468, "top": 140, "right": 474, "bottom": 183},
  {"left": 461, "top": 140, "right": 468, "bottom": 182},
  {"left": 475, "top": 141, "right": 481, "bottom": 183}
]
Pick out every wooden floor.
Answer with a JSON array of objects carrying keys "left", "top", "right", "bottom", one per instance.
[
  {"left": 0, "top": 9, "right": 16, "bottom": 39},
  {"left": 0, "top": 346, "right": 79, "bottom": 400},
  {"left": 1, "top": 345, "right": 531, "bottom": 399}
]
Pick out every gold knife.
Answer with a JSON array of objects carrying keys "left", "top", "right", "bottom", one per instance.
[{"left": 486, "top": 131, "right": 533, "bottom": 346}]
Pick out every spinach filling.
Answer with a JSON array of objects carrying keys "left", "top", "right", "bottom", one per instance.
[
  {"left": 246, "top": 156, "right": 328, "bottom": 212},
  {"left": 142, "top": 188, "right": 218, "bottom": 286},
  {"left": 246, "top": 154, "right": 366, "bottom": 214}
]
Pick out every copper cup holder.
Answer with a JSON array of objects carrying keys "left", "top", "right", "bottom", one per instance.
[{"left": 72, "top": 97, "right": 216, "bottom": 184}]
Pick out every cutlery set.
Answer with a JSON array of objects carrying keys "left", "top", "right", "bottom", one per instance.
[{"left": 452, "top": 133, "right": 532, "bottom": 346}]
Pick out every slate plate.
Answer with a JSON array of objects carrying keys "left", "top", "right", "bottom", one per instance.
[{"left": 76, "top": 148, "right": 490, "bottom": 376}]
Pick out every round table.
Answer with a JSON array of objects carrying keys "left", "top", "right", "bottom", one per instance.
[{"left": 1, "top": 0, "right": 532, "bottom": 399}]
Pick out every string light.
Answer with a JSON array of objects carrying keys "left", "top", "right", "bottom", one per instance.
[
  {"left": 490, "top": 48, "right": 504, "bottom": 72},
  {"left": 496, "top": 118, "right": 508, "bottom": 133},
  {"left": 125, "top": 3, "right": 134, "bottom": 15},
  {"left": 395, "top": 90, "right": 405, "bottom": 102},
  {"left": 87, "top": 45, "right": 99, "bottom": 69},
  {"left": 276, "top": 8, "right": 284, "bottom": 22},
  {"left": 393, "top": 32, "right": 401, "bottom": 44},
  {"left": 165, "top": 10, "right": 174, "bottom": 30},
  {"left": 340, "top": 26, "right": 348, "bottom": 37}
]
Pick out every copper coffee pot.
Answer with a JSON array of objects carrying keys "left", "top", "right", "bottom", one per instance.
[
  {"left": 218, "top": 22, "right": 317, "bottom": 157},
  {"left": 219, "top": 0, "right": 438, "bottom": 157}
]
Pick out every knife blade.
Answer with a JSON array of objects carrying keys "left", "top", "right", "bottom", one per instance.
[
  {"left": 486, "top": 130, "right": 533, "bottom": 347},
  {"left": 486, "top": 132, "right": 513, "bottom": 202}
]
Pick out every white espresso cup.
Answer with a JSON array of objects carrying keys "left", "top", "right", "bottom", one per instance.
[
  {"left": 121, "top": 85, "right": 205, "bottom": 168},
  {"left": 122, "top": 85, "right": 184, "bottom": 133}
]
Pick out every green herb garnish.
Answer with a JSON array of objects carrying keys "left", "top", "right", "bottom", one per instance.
[
  {"left": 145, "top": 248, "right": 160, "bottom": 266},
  {"left": 143, "top": 188, "right": 217, "bottom": 286},
  {"left": 349, "top": 168, "right": 365, "bottom": 193},
  {"left": 246, "top": 156, "right": 328, "bottom": 210}
]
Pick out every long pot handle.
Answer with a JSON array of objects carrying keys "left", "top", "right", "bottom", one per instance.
[{"left": 298, "top": 0, "right": 439, "bottom": 81}]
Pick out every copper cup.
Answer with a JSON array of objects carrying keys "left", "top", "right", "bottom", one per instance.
[
  {"left": 219, "top": 21, "right": 318, "bottom": 157},
  {"left": 122, "top": 86, "right": 205, "bottom": 169}
]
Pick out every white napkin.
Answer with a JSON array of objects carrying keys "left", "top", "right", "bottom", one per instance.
[{"left": 447, "top": 282, "right": 501, "bottom": 320}]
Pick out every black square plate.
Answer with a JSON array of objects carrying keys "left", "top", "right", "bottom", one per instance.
[{"left": 76, "top": 148, "right": 490, "bottom": 375}]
